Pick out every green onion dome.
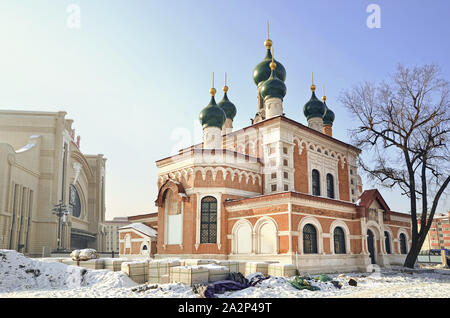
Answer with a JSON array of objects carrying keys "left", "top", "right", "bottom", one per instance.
[
  {"left": 218, "top": 86, "right": 237, "bottom": 120},
  {"left": 303, "top": 86, "right": 327, "bottom": 120},
  {"left": 260, "top": 63, "right": 287, "bottom": 100},
  {"left": 253, "top": 47, "right": 286, "bottom": 86},
  {"left": 199, "top": 89, "right": 226, "bottom": 129},
  {"left": 322, "top": 101, "right": 335, "bottom": 125}
]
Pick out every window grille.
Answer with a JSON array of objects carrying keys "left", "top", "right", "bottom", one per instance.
[
  {"left": 334, "top": 227, "right": 346, "bottom": 254},
  {"left": 303, "top": 224, "right": 318, "bottom": 254},
  {"left": 200, "top": 196, "right": 217, "bottom": 244}
]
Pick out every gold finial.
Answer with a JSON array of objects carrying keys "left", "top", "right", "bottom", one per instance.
[
  {"left": 210, "top": 72, "right": 216, "bottom": 96},
  {"left": 264, "top": 20, "right": 272, "bottom": 49},
  {"left": 223, "top": 72, "right": 228, "bottom": 93},
  {"left": 322, "top": 85, "right": 326, "bottom": 102},
  {"left": 269, "top": 47, "right": 276, "bottom": 70},
  {"left": 310, "top": 72, "right": 316, "bottom": 91}
]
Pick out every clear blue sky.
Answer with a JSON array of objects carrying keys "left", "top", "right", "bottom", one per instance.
[{"left": 0, "top": 0, "right": 449, "bottom": 219}]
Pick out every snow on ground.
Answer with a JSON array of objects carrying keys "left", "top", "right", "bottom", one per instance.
[{"left": 1, "top": 250, "right": 449, "bottom": 298}]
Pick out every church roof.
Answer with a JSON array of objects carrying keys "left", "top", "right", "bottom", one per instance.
[
  {"left": 172, "top": 115, "right": 361, "bottom": 158},
  {"left": 357, "top": 189, "right": 391, "bottom": 212},
  {"left": 119, "top": 222, "right": 157, "bottom": 238}
]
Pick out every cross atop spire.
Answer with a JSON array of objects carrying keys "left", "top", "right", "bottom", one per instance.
[
  {"left": 223, "top": 72, "right": 228, "bottom": 93},
  {"left": 210, "top": 72, "right": 216, "bottom": 96},
  {"left": 265, "top": 20, "right": 272, "bottom": 49},
  {"left": 311, "top": 72, "right": 316, "bottom": 91}
]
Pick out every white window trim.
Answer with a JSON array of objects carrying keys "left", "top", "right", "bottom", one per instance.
[
  {"left": 329, "top": 220, "right": 351, "bottom": 255},
  {"left": 297, "top": 216, "right": 324, "bottom": 255}
]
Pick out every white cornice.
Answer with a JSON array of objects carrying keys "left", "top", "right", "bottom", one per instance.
[
  {"left": 225, "top": 195, "right": 356, "bottom": 214},
  {"left": 185, "top": 187, "right": 260, "bottom": 198}
]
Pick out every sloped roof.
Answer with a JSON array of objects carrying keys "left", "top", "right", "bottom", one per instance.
[
  {"left": 358, "top": 189, "right": 390, "bottom": 212},
  {"left": 119, "top": 222, "right": 157, "bottom": 238}
]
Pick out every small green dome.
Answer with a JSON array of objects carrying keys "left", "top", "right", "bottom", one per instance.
[
  {"left": 253, "top": 49, "right": 286, "bottom": 86},
  {"left": 199, "top": 96, "right": 226, "bottom": 129},
  {"left": 303, "top": 91, "right": 327, "bottom": 120},
  {"left": 218, "top": 92, "right": 237, "bottom": 120},
  {"left": 260, "top": 69, "right": 287, "bottom": 100},
  {"left": 323, "top": 102, "right": 335, "bottom": 125}
]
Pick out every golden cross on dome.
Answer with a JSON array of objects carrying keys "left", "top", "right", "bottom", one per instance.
[
  {"left": 210, "top": 72, "right": 216, "bottom": 96},
  {"left": 311, "top": 72, "right": 316, "bottom": 92},
  {"left": 265, "top": 20, "right": 272, "bottom": 49},
  {"left": 223, "top": 72, "right": 228, "bottom": 93}
]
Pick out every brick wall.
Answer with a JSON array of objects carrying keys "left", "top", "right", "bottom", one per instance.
[
  {"left": 293, "top": 140, "right": 309, "bottom": 193},
  {"left": 338, "top": 158, "right": 350, "bottom": 201}
]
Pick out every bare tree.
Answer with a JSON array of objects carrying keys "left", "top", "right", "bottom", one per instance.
[{"left": 340, "top": 64, "right": 450, "bottom": 268}]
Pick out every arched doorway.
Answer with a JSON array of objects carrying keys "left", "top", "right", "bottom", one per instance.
[{"left": 367, "top": 229, "right": 376, "bottom": 264}]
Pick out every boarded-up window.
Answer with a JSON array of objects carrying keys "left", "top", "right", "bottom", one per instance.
[
  {"left": 165, "top": 189, "right": 182, "bottom": 244},
  {"left": 235, "top": 223, "right": 252, "bottom": 254},
  {"left": 258, "top": 222, "right": 277, "bottom": 254}
]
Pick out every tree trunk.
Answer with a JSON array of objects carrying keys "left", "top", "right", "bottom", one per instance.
[{"left": 404, "top": 244, "right": 422, "bottom": 268}]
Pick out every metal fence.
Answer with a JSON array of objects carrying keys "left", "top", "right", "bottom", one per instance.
[{"left": 417, "top": 255, "right": 443, "bottom": 264}]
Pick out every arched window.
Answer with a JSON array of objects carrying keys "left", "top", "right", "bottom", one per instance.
[
  {"left": 384, "top": 231, "right": 391, "bottom": 254},
  {"left": 124, "top": 234, "right": 131, "bottom": 254},
  {"left": 234, "top": 222, "right": 252, "bottom": 254},
  {"left": 200, "top": 196, "right": 217, "bottom": 244},
  {"left": 165, "top": 189, "right": 182, "bottom": 245},
  {"left": 399, "top": 233, "right": 407, "bottom": 254},
  {"left": 326, "top": 173, "right": 335, "bottom": 199},
  {"left": 69, "top": 185, "right": 82, "bottom": 218},
  {"left": 141, "top": 244, "right": 149, "bottom": 256},
  {"left": 334, "top": 227, "right": 346, "bottom": 254},
  {"left": 312, "top": 169, "right": 320, "bottom": 196},
  {"left": 303, "top": 224, "right": 317, "bottom": 254},
  {"left": 257, "top": 220, "right": 277, "bottom": 254},
  {"left": 165, "top": 190, "right": 181, "bottom": 215}
]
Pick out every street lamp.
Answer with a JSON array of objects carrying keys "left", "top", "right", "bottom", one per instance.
[{"left": 52, "top": 200, "right": 68, "bottom": 252}]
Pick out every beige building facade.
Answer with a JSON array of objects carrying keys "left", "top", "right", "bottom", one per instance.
[
  {"left": 104, "top": 217, "right": 130, "bottom": 253},
  {"left": 0, "top": 110, "right": 107, "bottom": 256}
]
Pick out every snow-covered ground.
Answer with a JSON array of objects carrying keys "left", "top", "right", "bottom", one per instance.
[{"left": 1, "top": 250, "right": 449, "bottom": 298}]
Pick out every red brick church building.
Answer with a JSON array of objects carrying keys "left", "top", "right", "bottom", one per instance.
[{"left": 152, "top": 31, "right": 412, "bottom": 273}]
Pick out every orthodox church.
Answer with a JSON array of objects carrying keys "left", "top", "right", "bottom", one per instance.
[{"left": 153, "top": 29, "right": 412, "bottom": 272}]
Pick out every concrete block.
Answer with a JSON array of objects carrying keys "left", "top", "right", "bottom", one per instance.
[
  {"left": 268, "top": 263, "right": 297, "bottom": 277},
  {"left": 121, "top": 260, "right": 150, "bottom": 284},
  {"left": 148, "top": 260, "right": 181, "bottom": 284},
  {"left": 169, "top": 266, "right": 209, "bottom": 286},
  {"left": 245, "top": 262, "right": 269, "bottom": 276}
]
